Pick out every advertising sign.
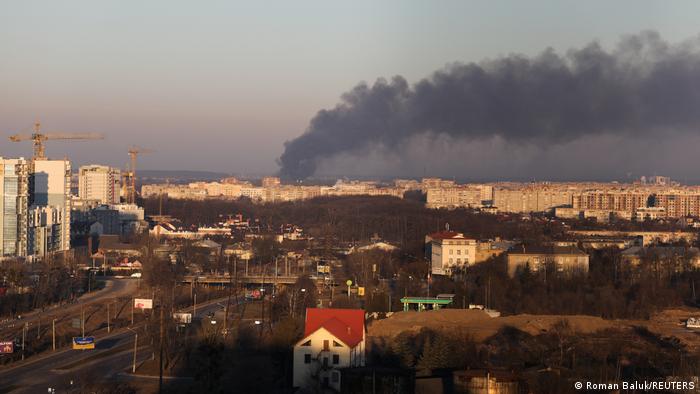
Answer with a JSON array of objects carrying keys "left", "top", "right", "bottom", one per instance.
[
  {"left": 0, "top": 341, "right": 13, "bottom": 354},
  {"left": 173, "top": 313, "right": 192, "bottom": 324},
  {"left": 134, "top": 298, "right": 153, "bottom": 309},
  {"left": 358, "top": 287, "right": 365, "bottom": 296},
  {"left": 72, "top": 337, "right": 96, "bottom": 350}
]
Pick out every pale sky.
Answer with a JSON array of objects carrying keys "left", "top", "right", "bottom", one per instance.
[{"left": 1, "top": 1, "right": 699, "bottom": 177}]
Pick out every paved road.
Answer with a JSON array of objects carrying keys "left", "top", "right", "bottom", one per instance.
[
  {"left": 0, "top": 278, "right": 136, "bottom": 335},
  {"left": 0, "top": 298, "right": 230, "bottom": 393}
]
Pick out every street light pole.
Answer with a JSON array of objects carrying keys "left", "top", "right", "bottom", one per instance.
[
  {"left": 107, "top": 303, "right": 111, "bottom": 333},
  {"left": 21, "top": 323, "right": 26, "bottom": 360},
  {"left": 127, "top": 328, "right": 138, "bottom": 373},
  {"left": 52, "top": 319, "right": 56, "bottom": 351}
]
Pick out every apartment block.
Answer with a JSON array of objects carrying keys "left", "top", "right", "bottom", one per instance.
[
  {"left": 0, "top": 158, "right": 29, "bottom": 257},
  {"left": 78, "top": 165, "right": 121, "bottom": 204}
]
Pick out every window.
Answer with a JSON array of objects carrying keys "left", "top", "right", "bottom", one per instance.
[
  {"left": 304, "top": 354, "right": 311, "bottom": 364},
  {"left": 323, "top": 340, "right": 329, "bottom": 350},
  {"left": 323, "top": 357, "right": 329, "bottom": 368},
  {"left": 333, "top": 340, "right": 342, "bottom": 347},
  {"left": 449, "top": 258, "right": 453, "bottom": 264},
  {"left": 449, "top": 249, "right": 453, "bottom": 255},
  {"left": 332, "top": 371, "right": 340, "bottom": 383},
  {"left": 301, "top": 340, "right": 311, "bottom": 346},
  {"left": 457, "top": 249, "right": 461, "bottom": 255},
  {"left": 333, "top": 354, "right": 339, "bottom": 364}
]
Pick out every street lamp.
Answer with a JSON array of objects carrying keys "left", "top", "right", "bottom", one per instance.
[{"left": 126, "top": 327, "right": 138, "bottom": 373}]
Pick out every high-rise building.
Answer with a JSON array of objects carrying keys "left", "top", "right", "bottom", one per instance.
[
  {"left": 0, "top": 158, "right": 29, "bottom": 257},
  {"left": 29, "top": 159, "right": 71, "bottom": 255},
  {"left": 78, "top": 165, "right": 121, "bottom": 204}
]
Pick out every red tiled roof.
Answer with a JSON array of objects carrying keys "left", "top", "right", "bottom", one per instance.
[
  {"left": 428, "top": 231, "right": 465, "bottom": 240},
  {"left": 304, "top": 308, "right": 365, "bottom": 348}
]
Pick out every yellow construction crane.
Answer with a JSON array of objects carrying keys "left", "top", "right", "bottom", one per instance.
[
  {"left": 8, "top": 121, "right": 104, "bottom": 160},
  {"left": 126, "top": 146, "right": 154, "bottom": 204}
]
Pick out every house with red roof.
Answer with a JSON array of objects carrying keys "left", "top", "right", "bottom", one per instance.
[{"left": 293, "top": 308, "right": 366, "bottom": 392}]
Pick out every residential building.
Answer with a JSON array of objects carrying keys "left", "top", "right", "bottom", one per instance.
[
  {"left": 293, "top": 308, "right": 366, "bottom": 392},
  {"left": 29, "top": 159, "right": 71, "bottom": 256},
  {"left": 635, "top": 207, "right": 667, "bottom": 221},
  {"left": 78, "top": 165, "right": 121, "bottom": 204},
  {"left": 620, "top": 246, "right": 700, "bottom": 271},
  {"left": 427, "top": 231, "right": 478, "bottom": 275},
  {"left": 493, "top": 186, "right": 573, "bottom": 213},
  {"left": 507, "top": 245, "right": 589, "bottom": 277},
  {"left": 261, "top": 176, "right": 281, "bottom": 188},
  {"left": 0, "top": 157, "right": 29, "bottom": 257}
]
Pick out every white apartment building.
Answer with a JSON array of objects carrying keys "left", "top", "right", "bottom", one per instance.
[
  {"left": 427, "top": 231, "right": 478, "bottom": 275},
  {"left": 79, "top": 165, "right": 121, "bottom": 204},
  {"left": 426, "top": 185, "right": 492, "bottom": 209}
]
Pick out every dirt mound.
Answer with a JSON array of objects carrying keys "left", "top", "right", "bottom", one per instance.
[{"left": 369, "top": 310, "right": 620, "bottom": 342}]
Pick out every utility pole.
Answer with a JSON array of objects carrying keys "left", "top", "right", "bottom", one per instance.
[
  {"left": 193, "top": 293, "right": 197, "bottom": 317},
  {"left": 159, "top": 291, "right": 164, "bottom": 393},
  {"left": 81, "top": 306, "right": 85, "bottom": 338},
  {"left": 107, "top": 303, "right": 111, "bottom": 333},
  {"left": 21, "top": 323, "right": 26, "bottom": 360},
  {"left": 52, "top": 319, "right": 56, "bottom": 351},
  {"left": 127, "top": 327, "right": 138, "bottom": 373},
  {"left": 131, "top": 298, "right": 135, "bottom": 325}
]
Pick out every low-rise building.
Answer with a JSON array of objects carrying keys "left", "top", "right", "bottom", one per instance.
[
  {"left": 507, "top": 245, "right": 589, "bottom": 277},
  {"left": 620, "top": 246, "right": 700, "bottom": 270},
  {"left": 427, "top": 231, "right": 478, "bottom": 275},
  {"left": 293, "top": 308, "right": 366, "bottom": 392}
]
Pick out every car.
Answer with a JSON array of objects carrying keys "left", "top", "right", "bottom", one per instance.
[{"left": 130, "top": 272, "right": 142, "bottom": 278}]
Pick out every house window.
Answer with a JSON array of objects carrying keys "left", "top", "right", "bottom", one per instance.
[
  {"left": 333, "top": 354, "right": 339, "bottom": 364},
  {"left": 304, "top": 354, "right": 311, "bottom": 364},
  {"left": 449, "top": 258, "right": 453, "bottom": 264},
  {"left": 323, "top": 340, "right": 329, "bottom": 350},
  {"left": 332, "top": 371, "right": 340, "bottom": 383},
  {"left": 457, "top": 249, "right": 461, "bottom": 255},
  {"left": 323, "top": 357, "right": 329, "bottom": 368},
  {"left": 333, "top": 341, "right": 342, "bottom": 347},
  {"left": 301, "top": 340, "right": 311, "bottom": 346},
  {"left": 449, "top": 249, "right": 453, "bottom": 255}
]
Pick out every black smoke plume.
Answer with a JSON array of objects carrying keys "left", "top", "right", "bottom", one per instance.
[{"left": 278, "top": 31, "right": 700, "bottom": 179}]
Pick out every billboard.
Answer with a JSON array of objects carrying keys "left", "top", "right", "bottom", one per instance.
[
  {"left": 72, "top": 337, "right": 95, "bottom": 350},
  {"left": 134, "top": 298, "right": 153, "bottom": 309},
  {"left": 0, "top": 341, "right": 13, "bottom": 354},
  {"left": 173, "top": 313, "right": 192, "bottom": 324}
]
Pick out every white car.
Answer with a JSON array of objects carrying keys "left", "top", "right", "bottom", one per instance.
[{"left": 130, "top": 272, "right": 142, "bottom": 278}]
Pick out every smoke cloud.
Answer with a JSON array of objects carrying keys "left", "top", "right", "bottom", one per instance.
[{"left": 278, "top": 31, "right": 700, "bottom": 180}]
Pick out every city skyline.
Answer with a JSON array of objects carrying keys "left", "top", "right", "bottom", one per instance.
[{"left": 2, "top": 1, "right": 700, "bottom": 180}]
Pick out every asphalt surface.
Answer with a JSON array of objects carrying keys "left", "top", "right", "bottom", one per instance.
[
  {"left": 0, "top": 298, "right": 230, "bottom": 393},
  {"left": 0, "top": 278, "right": 136, "bottom": 336}
]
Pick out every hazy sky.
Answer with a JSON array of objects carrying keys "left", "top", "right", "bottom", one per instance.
[{"left": 2, "top": 1, "right": 700, "bottom": 179}]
